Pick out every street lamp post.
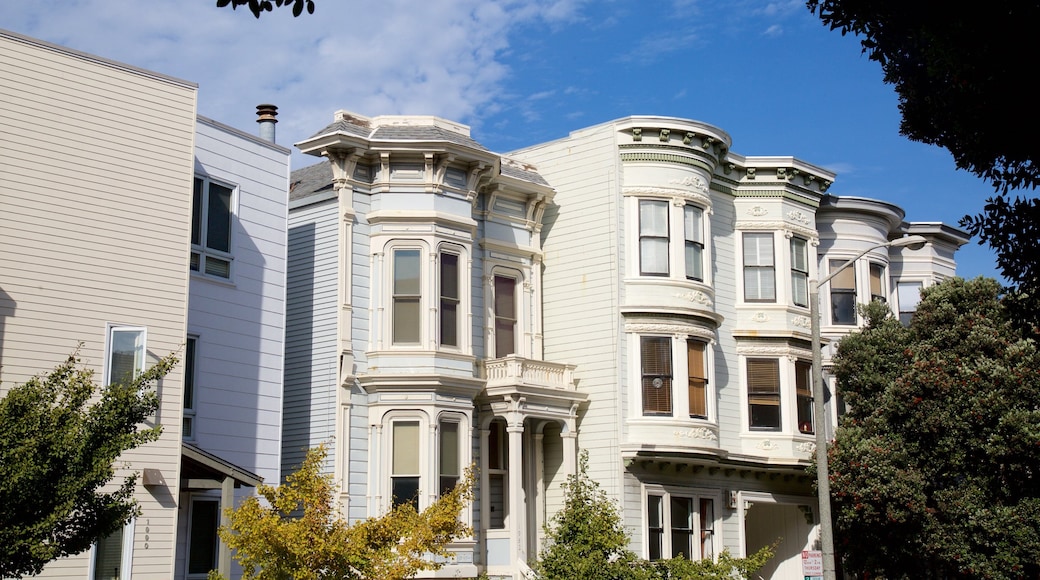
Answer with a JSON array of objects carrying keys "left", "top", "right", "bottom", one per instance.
[{"left": 809, "top": 235, "right": 927, "bottom": 580}]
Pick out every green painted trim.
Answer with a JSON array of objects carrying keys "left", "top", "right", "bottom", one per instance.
[{"left": 620, "top": 152, "right": 715, "bottom": 173}]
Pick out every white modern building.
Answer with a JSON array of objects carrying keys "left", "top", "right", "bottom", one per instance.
[
  {"left": 0, "top": 29, "right": 290, "bottom": 580},
  {"left": 285, "top": 111, "right": 968, "bottom": 579}
]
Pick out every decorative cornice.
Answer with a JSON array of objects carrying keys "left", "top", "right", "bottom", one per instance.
[
  {"left": 622, "top": 186, "right": 711, "bottom": 208},
  {"left": 734, "top": 220, "right": 818, "bottom": 240},
  {"left": 619, "top": 151, "right": 715, "bottom": 173},
  {"left": 736, "top": 342, "right": 813, "bottom": 360},
  {"left": 625, "top": 322, "right": 716, "bottom": 342}
]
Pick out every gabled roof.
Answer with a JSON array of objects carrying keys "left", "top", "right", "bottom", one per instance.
[{"left": 289, "top": 160, "right": 334, "bottom": 203}]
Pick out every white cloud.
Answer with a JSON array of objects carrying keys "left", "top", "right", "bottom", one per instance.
[
  {"left": 0, "top": 0, "right": 579, "bottom": 167},
  {"left": 762, "top": 24, "right": 783, "bottom": 37}
]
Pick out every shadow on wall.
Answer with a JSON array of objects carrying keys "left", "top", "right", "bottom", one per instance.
[{"left": 0, "top": 286, "right": 13, "bottom": 385}]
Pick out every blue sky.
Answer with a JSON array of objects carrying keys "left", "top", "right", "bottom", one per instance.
[{"left": 0, "top": 0, "right": 999, "bottom": 279}]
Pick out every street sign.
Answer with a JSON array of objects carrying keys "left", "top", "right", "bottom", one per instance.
[{"left": 802, "top": 550, "right": 823, "bottom": 580}]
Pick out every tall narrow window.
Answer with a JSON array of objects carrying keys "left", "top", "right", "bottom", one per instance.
[
  {"left": 699, "top": 499, "right": 715, "bottom": 560},
  {"left": 187, "top": 499, "right": 219, "bottom": 576},
  {"left": 869, "top": 263, "right": 886, "bottom": 302},
  {"left": 641, "top": 337, "right": 673, "bottom": 416},
  {"left": 439, "top": 420, "right": 460, "bottom": 496},
  {"left": 487, "top": 421, "right": 507, "bottom": 529},
  {"left": 796, "top": 360, "right": 813, "bottom": 434},
  {"left": 684, "top": 205, "right": 704, "bottom": 281},
  {"left": 494, "top": 275, "right": 517, "bottom": 356},
  {"left": 108, "top": 327, "right": 145, "bottom": 386},
  {"left": 687, "top": 340, "right": 708, "bottom": 419},
  {"left": 439, "top": 252, "right": 460, "bottom": 347},
  {"left": 829, "top": 260, "right": 857, "bottom": 325},
  {"left": 639, "top": 200, "right": 669, "bottom": 276},
  {"left": 391, "top": 421, "right": 420, "bottom": 508},
  {"left": 393, "top": 249, "right": 421, "bottom": 344},
  {"left": 190, "top": 176, "right": 234, "bottom": 278},
  {"left": 670, "top": 496, "right": 694, "bottom": 559},
  {"left": 897, "top": 281, "right": 923, "bottom": 326},
  {"left": 743, "top": 233, "right": 775, "bottom": 302},
  {"left": 92, "top": 521, "right": 132, "bottom": 580},
  {"left": 183, "top": 336, "right": 197, "bottom": 440},
  {"left": 647, "top": 495, "right": 664, "bottom": 561},
  {"left": 791, "top": 237, "right": 809, "bottom": 307},
  {"left": 747, "top": 359, "right": 781, "bottom": 430}
]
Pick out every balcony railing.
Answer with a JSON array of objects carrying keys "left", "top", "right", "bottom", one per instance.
[{"left": 483, "top": 355, "right": 576, "bottom": 391}]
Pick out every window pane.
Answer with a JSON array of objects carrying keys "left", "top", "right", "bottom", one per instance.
[
  {"left": 188, "top": 501, "right": 219, "bottom": 574},
  {"left": 489, "top": 473, "right": 506, "bottom": 528},
  {"left": 393, "top": 250, "right": 421, "bottom": 344},
  {"left": 870, "top": 263, "right": 886, "bottom": 301},
  {"left": 647, "top": 495, "right": 664, "bottom": 561},
  {"left": 191, "top": 177, "right": 203, "bottom": 246},
  {"left": 796, "top": 361, "right": 814, "bottom": 434},
  {"left": 640, "top": 200, "right": 668, "bottom": 236},
  {"left": 392, "top": 421, "right": 419, "bottom": 474},
  {"left": 641, "top": 238, "right": 669, "bottom": 275},
  {"left": 183, "top": 337, "right": 196, "bottom": 411},
  {"left": 394, "top": 250, "right": 421, "bottom": 295},
  {"left": 743, "top": 233, "right": 774, "bottom": 266},
  {"left": 392, "top": 477, "right": 420, "bottom": 509},
  {"left": 831, "top": 292, "right": 856, "bottom": 325},
  {"left": 830, "top": 260, "right": 855, "bottom": 290},
  {"left": 685, "top": 241, "right": 703, "bottom": 281},
  {"left": 792, "top": 271, "right": 809, "bottom": 307},
  {"left": 670, "top": 496, "right": 693, "bottom": 559},
  {"left": 439, "top": 421, "right": 459, "bottom": 477},
  {"left": 393, "top": 298, "right": 420, "bottom": 343},
  {"left": 790, "top": 237, "right": 808, "bottom": 271},
  {"left": 699, "top": 499, "right": 715, "bottom": 560},
  {"left": 440, "top": 253, "right": 459, "bottom": 347},
  {"left": 488, "top": 421, "right": 504, "bottom": 470},
  {"left": 744, "top": 268, "right": 776, "bottom": 301},
  {"left": 641, "top": 337, "right": 672, "bottom": 415},
  {"left": 110, "top": 329, "right": 144, "bottom": 385},
  {"left": 93, "top": 526, "right": 123, "bottom": 580},
  {"left": 683, "top": 205, "right": 702, "bottom": 242},
  {"left": 494, "top": 276, "right": 517, "bottom": 356},
  {"left": 206, "top": 182, "right": 232, "bottom": 253},
  {"left": 688, "top": 340, "right": 707, "bottom": 418}
]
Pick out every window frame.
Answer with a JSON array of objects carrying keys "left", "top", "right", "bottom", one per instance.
[
  {"left": 641, "top": 336, "right": 674, "bottom": 417},
  {"left": 687, "top": 339, "right": 708, "bottom": 419},
  {"left": 897, "top": 280, "right": 924, "bottom": 326},
  {"left": 743, "top": 232, "right": 776, "bottom": 303},
  {"left": 390, "top": 419, "right": 422, "bottom": 509},
  {"left": 492, "top": 273, "right": 519, "bottom": 357},
  {"left": 790, "top": 236, "right": 809, "bottom": 308},
  {"left": 183, "top": 335, "right": 198, "bottom": 441},
  {"left": 190, "top": 175, "right": 236, "bottom": 280},
  {"left": 391, "top": 247, "right": 423, "bottom": 345},
  {"left": 438, "top": 250, "right": 461, "bottom": 348},
  {"left": 644, "top": 486, "right": 719, "bottom": 562},
  {"left": 747, "top": 358, "right": 782, "bottom": 431},
  {"left": 438, "top": 417, "right": 461, "bottom": 497},
  {"left": 88, "top": 519, "right": 135, "bottom": 580},
  {"left": 829, "top": 259, "right": 857, "bottom": 325},
  {"left": 639, "top": 199, "right": 670, "bottom": 276},
  {"left": 105, "top": 325, "right": 146, "bottom": 387},
  {"left": 683, "top": 204, "right": 704, "bottom": 282},
  {"left": 795, "top": 360, "right": 814, "bottom": 435},
  {"left": 869, "top": 262, "right": 887, "bottom": 303},
  {"left": 186, "top": 496, "right": 220, "bottom": 579},
  {"left": 487, "top": 419, "right": 508, "bottom": 530}
]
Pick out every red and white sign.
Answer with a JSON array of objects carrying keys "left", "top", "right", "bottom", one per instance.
[{"left": 801, "top": 550, "right": 824, "bottom": 579}]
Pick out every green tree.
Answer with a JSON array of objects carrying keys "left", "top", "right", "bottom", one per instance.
[
  {"left": 216, "top": 0, "right": 314, "bottom": 18},
  {"left": 0, "top": 350, "right": 176, "bottom": 578},
  {"left": 828, "top": 278, "right": 1040, "bottom": 578},
  {"left": 211, "top": 444, "right": 474, "bottom": 580},
  {"left": 537, "top": 451, "right": 773, "bottom": 580}
]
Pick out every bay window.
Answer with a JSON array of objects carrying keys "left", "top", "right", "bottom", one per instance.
[
  {"left": 743, "top": 233, "right": 775, "bottom": 302},
  {"left": 391, "top": 421, "right": 420, "bottom": 508},
  {"left": 438, "top": 419, "right": 460, "bottom": 496},
  {"left": 439, "top": 252, "right": 460, "bottom": 347}
]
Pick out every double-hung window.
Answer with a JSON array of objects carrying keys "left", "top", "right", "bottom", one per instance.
[
  {"left": 869, "top": 263, "right": 887, "bottom": 303},
  {"left": 438, "top": 420, "right": 460, "bottom": 496},
  {"left": 183, "top": 336, "right": 198, "bottom": 440},
  {"left": 191, "top": 176, "right": 234, "bottom": 279},
  {"left": 91, "top": 520, "right": 134, "bottom": 580},
  {"left": 641, "top": 337, "right": 673, "bottom": 416},
  {"left": 687, "top": 340, "right": 708, "bottom": 419},
  {"left": 829, "top": 259, "right": 857, "bottom": 325},
  {"left": 743, "top": 233, "right": 775, "bottom": 302},
  {"left": 392, "top": 249, "right": 421, "bottom": 344},
  {"left": 391, "top": 420, "right": 421, "bottom": 508},
  {"left": 790, "top": 237, "right": 809, "bottom": 307},
  {"left": 684, "top": 205, "right": 704, "bottom": 281},
  {"left": 439, "top": 252, "right": 460, "bottom": 347},
  {"left": 747, "top": 358, "right": 781, "bottom": 430},
  {"left": 639, "top": 200, "right": 669, "bottom": 276},
  {"left": 795, "top": 360, "right": 813, "bottom": 434},
  {"left": 647, "top": 491, "right": 716, "bottom": 561},
  {"left": 494, "top": 275, "right": 517, "bottom": 357},
  {"left": 107, "top": 327, "right": 145, "bottom": 386},
  {"left": 487, "top": 420, "right": 507, "bottom": 529}
]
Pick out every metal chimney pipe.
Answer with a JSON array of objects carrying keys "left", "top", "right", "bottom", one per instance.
[{"left": 256, "top": 104, "right": 278, "bottom": 143}]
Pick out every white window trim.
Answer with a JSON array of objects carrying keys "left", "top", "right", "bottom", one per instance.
[
  {"left": 741, "top": 231, "right": 777, "bottom": 303},
  {"left": 104, "top": 325, "right": 147, "bottom": 386},
  {"left": 191, "top": 174, "right": 237, "bottom": 281},
  {"left": 379, "top": 410, "right": 431, "bottom": 511},
  {"left": 436, "top": 243, "right": 470, "bottom": 353},
  {"left": 629, "top": 329, "right": 717, "bottom": 425},
  {"left": 738, "top": 348, "right": 816, "bottom": 436},
  {"left": 87, "top": 518, "right": 135, "bottom": 580},
  {"left": 379, "top": 240, "right": 431, "bottom": 349},
  {"left": 789, "top": 235, "right": 810, "bottom": 308},
  {"left": 487, "top": 265, "right": 528, "bottom": 359},
  {"left": 642, "top": 483, "right": 721, "bottom": 562},
  {"left": 627, "top": 196, "right": 713, "bottom": 284}
]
